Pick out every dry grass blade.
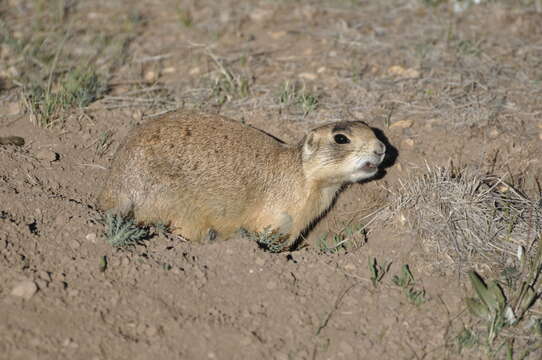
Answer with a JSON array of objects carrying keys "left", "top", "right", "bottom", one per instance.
[{"left": 381, "top": 166, "right": 542, "bottom": 269}]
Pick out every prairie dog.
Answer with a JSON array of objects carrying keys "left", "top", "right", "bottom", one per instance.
[{"left": 98, "top": 110, "right": 386, "bottom": 249}]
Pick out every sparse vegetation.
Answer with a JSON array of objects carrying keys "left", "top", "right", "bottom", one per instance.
[
  {"left": 317, "top": 223, "right": 367, "bottom": 253},
  {"left": 369, "top": 257, "right": 392, "bottom": 287},
  {"left": 277, "top": 81, "right": 319, "bottom": 116},
  {"left": 22, "top": 67, "right": 106, "bottom": 126},
  {"left": 461, "top": 234, "right": 542, "bottom": 357},
  {"left": 392, "top": 265, "right": 428, "bottom": 306},
  {"left": 104, "top": 212, "right": 149, "bottom": 248},
  {"left": 2, "top": 0, "right": 542, "bottom": 358},
  {"left": 381, "top": 166, "right": 542, "bottom": 269},
  {"left": 208, "top": 52, "right": 251, "bottom": 105},
  {"left": 242, "top": 227, "right": 290, "bottom": 253},
  {"left": 95, "top": 130, "right": 114, "bottom": 157}
]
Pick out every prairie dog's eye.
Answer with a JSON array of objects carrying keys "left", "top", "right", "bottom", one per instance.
[{"left": 334, "top": 134, "right": 350, "bottom": 144}]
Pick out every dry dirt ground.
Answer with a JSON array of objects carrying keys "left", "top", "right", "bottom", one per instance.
[{"left": 1, "top": 0, "right": 542, "bottom": 359}]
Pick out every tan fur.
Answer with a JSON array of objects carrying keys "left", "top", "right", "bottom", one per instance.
[{"left": 97, "top": 110, "right": 386, "bottom": 247}]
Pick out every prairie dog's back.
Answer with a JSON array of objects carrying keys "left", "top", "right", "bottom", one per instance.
[{"left": 98, "top": 110, "right": 299, "bottom": 227}]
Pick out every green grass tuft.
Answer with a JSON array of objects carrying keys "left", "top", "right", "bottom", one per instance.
[
  {"left": 104, "top": 212, "right": 149, "bottom": 248},
  {"left": 23, "top": 67, "right": 106, "bottom": 126},
  {"left": 242, "top": 227, "right": 290, "bottom": 253}
]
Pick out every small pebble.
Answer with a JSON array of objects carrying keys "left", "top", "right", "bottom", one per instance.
[
  {"left": 11, "top": 280, "right": 38, "bottom": 300},
  {"left": 389, "top": 119, "right": 413, "bottom": 129},
  {"left": 255, "top": 257, "right": 266, "bottom": 266},
  {"left": 402, "top": 138, "right": 415, "bottom": 147},
  {"left": 249, "top": 8, "right": 272, "bottom": 22},
  {"left": 489, "top": 128, "right": 500, "bottom": 138},
  {"left": 388, "top": 65, "right": 420, "bottom": 79},
  {"left": 35, "top": 149, "right": 58, "bottom": 162},
  {"left": 85, "top": 233, "right": 97, "bottom": 243},
  {"left": 268, "top": 31, "right": 287, "bottom": 39},
  {"left": 344, "top": 263, "right": 356, "bottom": 271},
  {"left": 144, "top": 71, "right": 157, "bottom": 82},
  {"left": 298, "top": 72, "right": 317, "bottom": 80}
]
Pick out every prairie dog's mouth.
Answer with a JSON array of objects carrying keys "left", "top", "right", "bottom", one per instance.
[{"left": 360, "top": 161, "right": 377, "bottom": 171}]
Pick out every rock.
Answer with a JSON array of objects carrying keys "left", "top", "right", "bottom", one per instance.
[
  {"left": 344, "top": 263, "right": 356, "bottom": 271},
  {"left": 298, "top": 72, "right": 317, "bottom": 80},
  {"left": 389, "top": 119, "right": 413, "bottom": 129},
  {"left": 162, "top": 67, "right": 176, "bottom": 74},
  {"left": 255, "top": 257, "right": 266, "bottom": 266},
  {"left": 266, "top": 281, "right": 277, "bottom": 290},
  {"left": 402, "top": 138, "right": 415, "bottom": 147},
  {"left": 539, "top": 132, "right": 542, "bottom": 141},
  {"left": 489, "top": 128, "right": 500, "bottom": 138},
  {"left": 144, "top": 71, "right": 157, "bottom": 82},
  {"left": 249, "top": 8, "right": 273, "bottom": 22},
  {"left": 35, "top": 149, "right": 58, "bottom": 162},
  {"left": 11, "top": 280, "right": 38, "bottom": 300},
  {"left": 388, "top": 65, "right": 420, "bottom": 79},
  {"left": 268, "top": 31, "right": 287, "bottom": 39},
  {"left": 85, "top": 233, "right": 97, "bottom": 243}
]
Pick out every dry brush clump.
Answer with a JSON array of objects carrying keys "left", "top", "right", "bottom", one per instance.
[
  {"left": 381, "top": 165, "right": 541, "bottom": 269},
  {"left": 377, "top": 165, "right": 542, "bottom": 356}
]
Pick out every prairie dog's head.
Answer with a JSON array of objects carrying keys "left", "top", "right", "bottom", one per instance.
[{"left": 301, "top": 121, "right": 386, "bottom": 184}]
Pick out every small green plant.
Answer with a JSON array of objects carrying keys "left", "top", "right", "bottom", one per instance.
[
  {"left": 153, "top": 222, "right": 170, "bottom": 236},
  {"left": 465, "top": 271, "right": 508, "bottom": 344},
  {"left": 277, "top": 81, "right": 299, "bottom": 106},
  {"left": 392, "top": 264, "right": 415, "bottom": 288},
  {"left": 456, "top": 327, "right": 478, "bottom": 352},
  {"left": 318, "top": 232, "right": 347, "bottom": 254},
  {"left": 208, "top": 52, "right": 250, "bottom": 105},
  {"left": 177, "top": 8, "right": 193, "bottom": 27},
  {"left": 299, "top": 93, "right": 319, "bottom": 116},
  {"left": 243, "top": 227, "right": 290, "bottom": 253},
  {"left": 277, "top": 81, "right": 319, "bottom": 116},
  {"left": 317, "top": 223, "right": 367, "bottom": 254},
  {"left": 104, "top": 212, "right": 149, "bottom": 247},
  {"left": 465, "top": 262, "right": 541, "bottom": 355},
  {"left": 23, "top": 67, "right": 106, "bottom": 126},
  {"left": 369, "top": 257, "right": 392, "bottom": 287},
  {"left": 392, "top": 265, "right": 428, "bottom": 305},
  {"left": 96, "top": 130, "right": 114, "bottom": 157}
]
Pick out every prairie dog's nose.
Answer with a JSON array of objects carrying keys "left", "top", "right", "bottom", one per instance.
[{"left": 373, "top": 141, "right": 386, "bottom": 156}]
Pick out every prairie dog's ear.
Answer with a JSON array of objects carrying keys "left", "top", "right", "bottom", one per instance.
[{"left": 302, "top": 132, "right": 318, "bottom": 160}]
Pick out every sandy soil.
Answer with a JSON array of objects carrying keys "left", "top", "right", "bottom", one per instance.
[{"left": 1, "top": 0, "right": 541, "bottom": 359}]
